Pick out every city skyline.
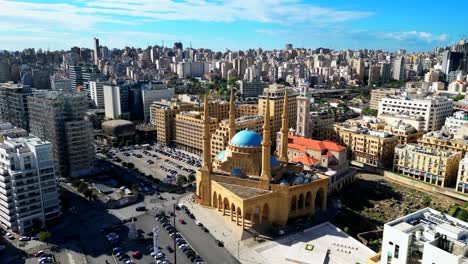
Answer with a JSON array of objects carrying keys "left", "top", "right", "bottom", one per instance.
[{"left": 1, "top": 0, "right": 467, "bottom": 52}]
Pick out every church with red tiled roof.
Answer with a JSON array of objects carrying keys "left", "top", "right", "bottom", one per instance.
[{"left": 277, "top": 134, "right": 349, "bottom": 172}]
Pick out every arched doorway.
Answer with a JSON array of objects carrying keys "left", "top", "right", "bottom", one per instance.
[
  {"left": 236, "top": 207, "right": 242, "bottom": 226},
  {"left": 223, "top": 197, "right": 230, "bottom": 215},
  {"left": 231, "top": 203, "right": 236, "bottom": 221},
  {"left": 212, "top": 192, "right": 218, "bottom": 209},
  {"left": 298, "top": 194, "right": 304, "bottom": 210},
  {"left": 315, "top": 188, "right": 324, "bottom": 212},
  {"left": 262, "top": 203, "right": 269, "bottom": 223},
  {"left": 290, "top": 196, "right": 297, "bottom": 212},
  {"left": 305, "top": 191, "right": 311, "bottom": 208}
]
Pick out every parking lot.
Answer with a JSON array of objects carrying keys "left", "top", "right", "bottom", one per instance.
[{"left": 109, "top": 144, "right": 201, "bottom": 184}]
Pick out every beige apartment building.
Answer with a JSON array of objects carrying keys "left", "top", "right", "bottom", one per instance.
[
  {"left": 334, "top": 122, "right": 398, "bottom": 168},
  {"left": 258, "top": 84, "right": 297, "bottom": 143},
  {"left": 369, "top": 88, "right": 399, "bottom": 110},
  {"left": 211, "top": 115, "right": 264, "bottom": 157},
  {"left": 174, "top": 111, "right": 219, "bottom": 154},
  {"left": 150, "top": 100, "right": 196, "bottom": 146},
  {"left": 418, "top": 131, "right": 468, "bottom": 157},
  {"left": 394, "top": 144, "right": 461, "bottom": 187},
  {"left": 236, "top": 104, "right": 258, "bottom": 117}
]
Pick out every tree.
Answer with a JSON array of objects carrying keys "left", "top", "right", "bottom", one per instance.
[
  {"left": 176, "top": 175, "right": 188, "bottom": 186},
  {"left": 450, "top": 94, "right": 465, "bottom": 101},
  {"left": 38, "top": 231, "right": 52, "bottom": 242},
  {"left": 127, "top": 163, "right": 135, "bottom": 169},
  {"left": 422, "top": 194, "right": 432, "bottom": 207},
  {"left": 83, "top": 189, "right": 94, "bottom": 200},
  {"left": 227, "top": 76, "right": 238, "bottom": 87},
  {"left": 343, "top": 227, "right": 350, "bottom": 234},
  {"left": 361, "top": 108, "right": 378, "bottom": 116},
  {"left": 187, "top": 174, "right": 196, "bottom": 182}
]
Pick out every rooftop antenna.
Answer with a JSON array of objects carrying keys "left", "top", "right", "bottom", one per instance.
[{"left": 162, "top": 40, "right": 164, "bottom": 48}]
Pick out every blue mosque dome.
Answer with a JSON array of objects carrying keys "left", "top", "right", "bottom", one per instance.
[
  {"left": 230, "top": 130, "right": 262, "bottom": 147},
  {"left": 270, "top": 156, "right": 280, "bottom": 167},
  {"left": 216, "top": 150, "right": 226, "bottom": 160}
]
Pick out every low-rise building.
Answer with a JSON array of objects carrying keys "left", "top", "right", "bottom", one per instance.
[
  {"left": 394, "top": 143, "right": 461, "bottom": 187},
  {"left": 0, "top": 136, "right": 60, "bottom": 234},
  {"left": 334, "top": 122, "right": 398, "bottom": 168},
  {"left": 0, "top": 123, "right": 27, "bottom": 142},
  {"left": 418, "top": 130, "right": 468, "bottom": 157},
  {"left": 282, "top": 135, "right": 348, "bottom": 173},
  {"left": 456, "top": 154, "right": 468, "bottom": 193},
  {"left": 444, "top": 111, "right": 468, "bottom": 135},
  {"left": 372, "top": 208, "right": 468, "bottom": 264}
]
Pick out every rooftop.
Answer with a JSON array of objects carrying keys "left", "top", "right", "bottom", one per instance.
[
  {"left": 253, "top": 222, "right": 375, "bottom": 264},
  {"left": 288, "top": 136, "right": 347, "bottom": 152},
  {"left": 217, "top": 182, "right": 270, "bottom": 199}
]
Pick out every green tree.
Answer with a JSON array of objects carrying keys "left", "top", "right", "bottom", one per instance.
[
  {"left": 361, "top": 108, "right": 378, "bottom": 116},
  {"left": 83, "top": 189, "right": 94, "bottom": 200},
  {"left": 127, "top": 162, "right": 135, "bottom": 169},
  {"left": 187, "top": 174, "right": 196, "bottom": 182},
  {"left": 343, "top": 227, "right": 350, "bottom": 234},
  {"left": 176, "top": 175, "right": 188, "bottom": 186},
  {"left": 38, "top": 231, "right": 52, "bottom": 242},
  {"left": 450, "top": 94, "right": 465, "bottom": 101},
  {"left": 227, "top": 76, "right": 238, "bottom": 87},
  {"left": 422, "top": 194, "right": 432, "bottom": 207}
]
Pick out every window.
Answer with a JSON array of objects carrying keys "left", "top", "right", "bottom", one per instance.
[{"left": 395, "top": 245, "right": 399, "bottom": 259}]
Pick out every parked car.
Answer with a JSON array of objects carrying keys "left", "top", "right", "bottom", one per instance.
[
  {"left": 34, "top": 250, "right": 46, "bottom": 257},
  {"left": 215, "top": 239, "right": 224, "bottom": 247},
  {"left": 5, "top": 233, "right": 14, "bottom": 239},
  {"left": 19, "top": 236, "right": 30, "bottom": 241},
  {"left": 132, "top": 251, "right": 142, "bottom": 259},
  {"left": 178, "top": 219, "right": 186, "bottom": 224},
  {"left": 135, "top": 206, "right": 147, "bottom": 212}
]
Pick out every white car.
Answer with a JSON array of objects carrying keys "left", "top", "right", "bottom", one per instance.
[
  {"left": 19, "top": 236, "right": 30, "bottom": 241},
  {"left": 195, "top": 220, "right": 202, "bottom": 226},
  {"left": 5, "top": 233, "right": 14, "bottom": 239}
]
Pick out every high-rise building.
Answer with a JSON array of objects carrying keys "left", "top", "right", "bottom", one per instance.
[
  {"left": 93, "top": 38, "right": 100, "bottom": 63},
  {"left": 368, "top": 64, "right": 381, "bottom": 85},
  {"left": 441, "top": 50, "right": 462, "bottom": 75},
  {"left": 0, "top": 136, "right": 61, "bottom": 234},
  {"left": 0, "top": 82, "right": 33, "bottom": 131},
  {"left": 0, "top": 60, "right": 11, "bottom": 82},
  {"left": 32, "top": 69, "right": 51, "bottom": 90},
  {"left": 103, "top": 85, "right": 130, "bottom": 119},
  {"left": 237, "top": 80, "right": 267, "bottom": 98},
  {"left": 50, "top": 75, "right": 73, "bottom": 92},
  {"left": 28, "top": 91, "right": 95, "bottom": 177},
  {"left": 141, "top": 82, "right": 175, "bottom": 122},
  {"left": 258, "top": 84, "right": 297, "bottom": 143},
  {"left": 89, "top": 81, "right": 105, "bottom": 108},
  {"left": 296, "top": 94, "right": 310, "bottom": 138},
  {"left": 380, "top": 62, "right": 391, "bottom": 83},
  {"left": 174, "top": 111, "right": 219, "bottom": 154},
  {"left": 392, "top": 57, "right": 406, "bottom": 81},
  {"left": 69, "top": 65, "right": 83, "bottom": 89}
]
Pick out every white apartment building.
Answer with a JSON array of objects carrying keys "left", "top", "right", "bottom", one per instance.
[
  {"left": 457, "top": 154, "right": 468, "bottom": 193},
  {"left": 445, "top": 111, "right": 468, "bottom": 136},
  {"left": 378, "top": 96, "right": 453, "bottom": 132},
  {"left": 103, "top": 85, "right": 129, "bottom": 119},
  {"left": 380, "top": 208, "right": 468, "bottom": 264},
  {"left": 89, "top": 81, "right": 105, "bottom": 108},
  {"left": 0, "top": 137, "right": 60, "bottom": 234}
]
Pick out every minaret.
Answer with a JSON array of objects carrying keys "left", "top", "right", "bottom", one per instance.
[
  {"left": 196, "top": 94, "right": 212, "bottom": 206},
  {"left": 228, "top": 86, "right": 236, "bottom": 141},
  {"left": 278, "top": 89, "right": 289, "bottom": 163},
  {"left": 259, "top": 96, "right": 271, "bottom": 190}
]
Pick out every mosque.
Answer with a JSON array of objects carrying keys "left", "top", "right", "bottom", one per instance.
[{"left": 196, "top": 88, "right": 328, "bottom": 228}]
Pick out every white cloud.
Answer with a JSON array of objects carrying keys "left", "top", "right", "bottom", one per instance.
[{"left": 383, "top": 31, "right": 448, "bottom": 43}]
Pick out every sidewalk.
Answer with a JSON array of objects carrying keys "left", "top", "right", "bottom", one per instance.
[{"left": 179, "top": 194, "right": 266, "bottom": 264}]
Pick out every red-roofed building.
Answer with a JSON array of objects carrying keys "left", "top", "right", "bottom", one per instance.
[{"left": 277, "top": 134, "right": 349, "bottom": 172}]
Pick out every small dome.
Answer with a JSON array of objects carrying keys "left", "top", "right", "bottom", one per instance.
[
  {"left": 270, "top": 156, "right": 280, "bottom": 167},
  {"left": 216, "top": 150, "right": 226, "bottom": 160},
  {"left": 230, "top": 130, "right": 262, "bottom": 147}
]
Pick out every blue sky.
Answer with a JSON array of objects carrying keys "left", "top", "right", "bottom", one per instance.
[{"left": 0, "top": 0, "right": 466, "bottom": 52}]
